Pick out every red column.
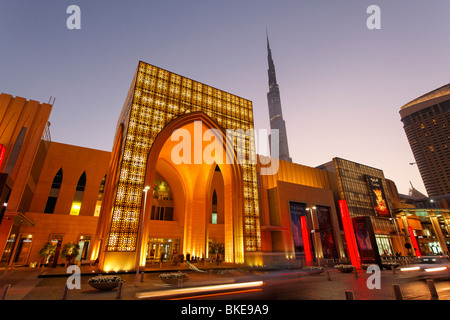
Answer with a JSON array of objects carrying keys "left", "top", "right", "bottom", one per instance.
[
  {"left": 339, "top": 200, "right": 361, "bottom": 269},
  {"left": 408, "top": 226, "right": 421, "bottom": 257},
  {"left": 301, "top": 216, "right": 312, "bottom": 264}
]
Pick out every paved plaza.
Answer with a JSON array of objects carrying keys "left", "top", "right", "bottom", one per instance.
[{"left": 1, "top": 262, "right": 449, "bottom": 301}]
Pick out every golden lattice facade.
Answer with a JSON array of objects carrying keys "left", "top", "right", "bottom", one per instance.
[{"left": 104, "top": 61, "right": 261, "bottom": 257}]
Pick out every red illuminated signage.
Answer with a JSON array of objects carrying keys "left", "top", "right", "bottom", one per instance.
[
  {"left": 339, "top": 200, "right": 361, "bottom": 269},
  {"left": 408, "top": 226, "right": 421, "bottom": 257},
  {"left": 0, "top": 144, "right": 5, "bottom": 169},
  {"left": 301, "top": 216, "right": 312, "bottom": 264}
]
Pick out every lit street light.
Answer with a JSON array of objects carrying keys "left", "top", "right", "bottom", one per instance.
[{"left": 135, "top": 185, "right": 150, "bottom": 286}]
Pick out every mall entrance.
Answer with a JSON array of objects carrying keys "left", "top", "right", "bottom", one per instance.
[{"left": 146, "top": 237, "right": 180, "bottom": 263}]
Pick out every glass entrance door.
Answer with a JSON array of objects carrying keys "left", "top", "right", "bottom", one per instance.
[
  {"left": 13, "top": 235, "right": 33, "bottom": 265},
  {"left": 146, "top": 238, "right": 180, "bottom": 263},
  {"left": 76, "top": 236, "right": 91, "bottom": 261}
]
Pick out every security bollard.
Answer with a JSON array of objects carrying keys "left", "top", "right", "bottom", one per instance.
[
  {"left": 392, "top": 284, "right": 403, "bottom": 300},
  {"left": 116, "top": 282, "right": 123, "bottom": 299},
  {"left": 1, "top": 284, "right": 11, "bottom": 300},
  {"left": 427, "top": 279, "right": 439, "bottom": 299},
  {"left": 140, "top": 271, "right": 145, "bottom": 283},
  {"left": 345, "top": 290, "right": 355, "bottom": 300},
  {"left": 61, "top": 284, "right": 69, "bottom": 300}
]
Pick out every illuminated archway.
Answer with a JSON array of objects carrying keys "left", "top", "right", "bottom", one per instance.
[
  {"left": 140, "top": 111, "right": 245, "bottom": 265},
  {"left": 96, "top": 61, "right": 261, "bottom": 272}
]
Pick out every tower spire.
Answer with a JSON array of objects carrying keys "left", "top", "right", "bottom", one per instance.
[{"left": 266, "top": 31, "right": 292, "bottom": 162}]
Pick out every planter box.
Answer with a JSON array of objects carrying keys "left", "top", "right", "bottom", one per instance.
[
  {"left": 306, "top": 269, "right": 324, "bottom": 275},
  {"left": 88, "top": 282, "right": 121, "bottom": 291},
  {"left": 337, "top": 267, "right": 354, "bottom": 273}
]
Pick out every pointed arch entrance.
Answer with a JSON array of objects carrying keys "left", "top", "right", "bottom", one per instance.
[{"left": 140, "top": 111, "right": 245, "bottom": 266}]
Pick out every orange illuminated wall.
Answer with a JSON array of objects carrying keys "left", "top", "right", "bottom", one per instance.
[
  {"left": 257, "top": 156, "right": 344, "bottom": 261},
  {"left": 0, "top": 93, "right": 52, "bottom": 214},
  {"left": 0, "top": 93, "right": 52, "bottom": 262}
]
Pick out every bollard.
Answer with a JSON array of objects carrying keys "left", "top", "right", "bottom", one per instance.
[
  {"left": 140, "top": 271, "right": 145, "bottom": 283},
  {"left": 326, "top": 268, "right": 331, "bottom": 281},
  {"left": 61, "top": 284, "right": 69, "bottom": 300},
  {"left": 354, "top": 268, "right": 358, "bottom": 279},
  {"left": 427, "top": 279, "right": 439, "bottom": 299},
  {"left": 392, "top": 284, "right": 403, "bottom": 300},
  {"left": 391, "top": 266, "right": 396, "bottom": 275},
  {"left": 345, "top": 290, "right": 355, "bottom": 300},
  {"left": 1, "top": 284, "right": 11, "bottom": 300},
  {"left": 178, "top": 278, "right": 184, "bottom": 288},
  {"left": 116, "top": 282, "right": 123, "bottom": 299}
]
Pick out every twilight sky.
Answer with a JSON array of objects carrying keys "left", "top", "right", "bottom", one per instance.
[{"left": 1, "top": 1, "right": 449, "bottom": 196}]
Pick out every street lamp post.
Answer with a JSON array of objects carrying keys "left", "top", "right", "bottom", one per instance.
[{"left": 135, "top": 185, "right": 150, "bottom": 286}]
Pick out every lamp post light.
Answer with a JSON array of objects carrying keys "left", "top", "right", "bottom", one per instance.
[{"left": 135, "top": 185, "right": 150, "bottom": 286}]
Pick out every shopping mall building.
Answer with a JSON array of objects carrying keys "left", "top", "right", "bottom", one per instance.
[{"left": 0, "top": 61, "right": 449, "bottom": 271}]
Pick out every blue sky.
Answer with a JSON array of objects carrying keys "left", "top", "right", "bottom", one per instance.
[{"left": 1, "top": 0, "right": 450, "bottom": 195}]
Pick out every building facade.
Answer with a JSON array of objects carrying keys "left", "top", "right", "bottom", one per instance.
[
  {"left": 0, "top": 94, "right": 52, "bottom": 266},
  {"left": 93, "top": 61, "right": 262, "bottom": 271},
  {"left": 5, "top": 65, "right": 448, "bottom": 271},
  {"left": 258, "top": 156, "right": 344, "bottom": 265},
  {"left": 400, "top": 83, "right": 450, "bottom": 201},
  {"left": 0, "top": 63, "right": 347, "bottom": 270},
  {"left": 318, "top": 158, "right": 401, "bottom": 265},
  {"left": 387, "top": 179, "right": 450, "bottom": 256}
]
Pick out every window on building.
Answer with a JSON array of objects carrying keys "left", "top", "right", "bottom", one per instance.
[
  {"left": 211, "top": 190, "right": 217, "bottom": 224},
  {"left": 150, "top": 206, "right": 173, "bottom": 221},
  {"left": 70, "top": 171, "right": 86, "bottom": 215},
  {"left": 44, "top": 168, "right": 63, "bottom": 214},
  {"left": 94, "top": 175, "right": 106, "bottom": 217}
]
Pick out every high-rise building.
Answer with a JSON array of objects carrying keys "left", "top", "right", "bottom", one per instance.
[
  {"left": 266, "top": 33, "right": 292, "bottom": 162},
  {"left": 399, "top": 84, "right": 450, "bottom": 200}
]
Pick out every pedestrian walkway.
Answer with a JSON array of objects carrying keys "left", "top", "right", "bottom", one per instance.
[{"left": 1, "top": 264, "right": 449, "bottom": 300}]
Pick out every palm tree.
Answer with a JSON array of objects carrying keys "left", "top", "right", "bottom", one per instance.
[
  {"left": 61, "top": 242, "right": 80, "bottom": 266},
  {"left": 38, "top": 242, "right": 56, "bottom": 267}
]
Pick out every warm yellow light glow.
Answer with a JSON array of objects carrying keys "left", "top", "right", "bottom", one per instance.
[{"left": 70, "top": 203, "right": 81, "bottom": 215}]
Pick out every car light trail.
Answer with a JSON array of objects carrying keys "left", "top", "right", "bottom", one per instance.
[
  {"left": 424, "top": 267, "right": 447, "bottom": 272},
  {"left": 170, "top": 288, "right": 263, "bottom": 300},
  {"left": 400, "top": 267, "right": 420, "bottom": 272},
  {"left": 136, "top": 281, "right": 264, "bottom": 299}
]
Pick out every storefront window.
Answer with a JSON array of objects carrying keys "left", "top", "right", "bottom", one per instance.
[
  {"left": 375, "top": 235, "right": 393, "bottom": 256},
  {"left": 146, "top": 238, "right": 179, "bottom": 263}
]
